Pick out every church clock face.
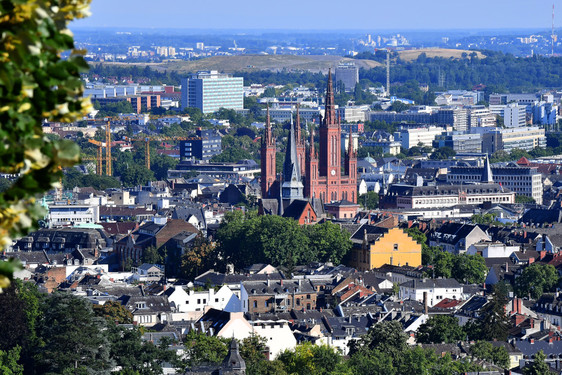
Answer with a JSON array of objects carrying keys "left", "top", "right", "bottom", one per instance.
[{"left": 331, "top": 169, "right": 336, "bottom": 176}]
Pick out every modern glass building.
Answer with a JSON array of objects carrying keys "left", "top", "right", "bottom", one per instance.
[{"left": 181, "top": 71, "right": 243, "bottom": 114}]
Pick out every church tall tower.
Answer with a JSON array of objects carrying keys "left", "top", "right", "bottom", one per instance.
[
  {"left": 282, "top": 116, "right": 304, "bottom": 201},
  {"left": 295, "top": 105, "right": 306, "bottom": 177},
  {"left": 260, "top": 106, "right": 277, "bottom": 198},
  {"left": 345, "top": 130, "right": 357, "bottom": 194},
  {"left": 305, "top": 124, "right": 318, "bottom": 199},
  {"left": 319, "top": 69, "right": 342, "bottom": 202}
]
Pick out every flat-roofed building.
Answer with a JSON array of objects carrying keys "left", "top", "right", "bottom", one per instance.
[
  {"left": 394, "top": 126, "right": 447, "bottom": 149},
  {"left": 385, "top": 183, "right": 515, "bottom": 210},
  {"left": 181, "top": 71, "right": 243, "bottom": 114},
  {"left": 447, "top": 164, "right": 542, "bottom": 204},
  {"left": 335, "top": 63, "right": 359, "bottom": 92}
]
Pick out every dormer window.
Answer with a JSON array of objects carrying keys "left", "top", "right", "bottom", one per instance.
[{"left": 135, "top": 302, "right": 146, "bottom": 309}]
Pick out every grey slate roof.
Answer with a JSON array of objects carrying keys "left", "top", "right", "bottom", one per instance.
[
  {"left": 400, "top": 278, "right": 462, "bottom": 290},
  {"left": 242, "top": 279, "right": 315, "bottom": 295}
]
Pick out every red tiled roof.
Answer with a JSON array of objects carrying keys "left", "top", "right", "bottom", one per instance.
[{"left": 433, "top": 298, "right": 461, "bottom": 309}]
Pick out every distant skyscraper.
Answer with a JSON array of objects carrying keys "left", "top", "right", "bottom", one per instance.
[
  {"left": 335, "top": 63, "right": 359, "bottom": 92},
  {"left": 181, "top": 71, "right": 243, "bottom": 114}
]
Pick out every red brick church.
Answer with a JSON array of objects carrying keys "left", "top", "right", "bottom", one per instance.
[{"left": 260, "top": 69, "right": 357, "bottom": 205}]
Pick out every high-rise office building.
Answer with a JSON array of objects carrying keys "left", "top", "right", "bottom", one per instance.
[
  {"left": 181, "top": 71, "right": 243, "bottom": 114},
  {"left": 335, "top": 63, "right": 359, "bottom": 92},
  {"left": 179, "top": 129, "right": 222, "bottom": 161}
]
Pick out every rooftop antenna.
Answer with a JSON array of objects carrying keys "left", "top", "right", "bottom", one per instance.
[
  {"left": 386, "top": 49, "right": 390, "bottom": 96},
  {"left": 550, "top": 3, "right": 556, "bottom": 56}
]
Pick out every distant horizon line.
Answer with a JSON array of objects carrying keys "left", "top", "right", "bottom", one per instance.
[{"left": 70, "top": 26, "right": 558, "bottom": 34}]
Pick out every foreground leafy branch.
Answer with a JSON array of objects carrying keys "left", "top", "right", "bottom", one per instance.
[{"left": 0, "top": 0, "right": 92, "bottom": 289}]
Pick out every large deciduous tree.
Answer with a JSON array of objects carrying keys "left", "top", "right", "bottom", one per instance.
[
  {"left": 514, "top": 263, "right": 559, "bottom": 299},
  {"left": 417, "top": 315, "right": 465, "bottom": 344},
  {"left": 34, "top": 293, "right": 113, "bottom": 374}
]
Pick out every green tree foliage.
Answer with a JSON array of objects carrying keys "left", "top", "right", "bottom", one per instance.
[
  {"left": 471, "top": 213, "right": 500, "bottom": 225},
  {"left": 180, "top": 234, "right": 217, "bottom": 280},
  {"left": 358, "top": 191, "right": 379, "bottom": 210},
  {"left": 451, "top": 253, "right": 488, "bottom": 284},
  {"left": 469, "top": 341, "right": 510, "bottom": 369},
  {"left": 357, "top": 146, "right": 383, "bottom": 159},
  {"left": 523, "top": 350, "right": 551, "bottom": 375},
  {"left": 515, "top": 195, "right": 536, "bottom": 204},
  {"left": 239, "top": 335, "right": 270, "bottom": 374},
  {"left": 0, "top": 0, "right": 92, "bottom": 285},
  {"left": 417, "top": 315, "right": 465, "bottom": 344},
  {"left": 215, "top": 211, "right": 352, "bottom": 270},
  {"left": 514, "top": 263, "right": 560, "bottom": 299},
  {"left": 63, "top": 168, "right": 121, "bottom": 190},
  {"left": 468, "top": 283, "right": 511, "bottom": 342},
  {"left": 350, "top": 321, "right": 408, "bottom": 357},
  {"left": 34, "top": 293, "right": 113, "bottom": 374},
  {"left": 0, "top": 346, "right": 23, "bottom": 375},
  {"left": 95, "top": 100, "right": 134, "bottom": 118},
  {"left": 120, "top": 164, "right": 155, "bottom": 187},
  {"left": 424, "top": 250, "right": 487, "bottom": 284},
  {"left": 93, "top": 300, "right": 133, "bottom": 324},
  {"left": 211, "top": 147, "right": 253, "bottom": 163},
  {"left": 430, "top": 146, "right": 456, "bottom": 160},
  {"left": 305, "top": 221, "right": 353, "bottom": 264},
  {"left": 184, "top": 331, "right": 230, "bottom": 366},
  {"left": 141, "top": 245, "right": 165, "bottom": 265},
  {"left": 211, "top": 134, "right": 259, "bottom": 163},
  {"left": 0, "top": 280, "right": 41, "bottom": 371},
  {"left": 388, "top": 101, "right": 410, "bottom": 112},
  {"left": 347, "top": 321, "right": 482, "bottom": 375},
  {"left": 107, "top": 324, "right": 180, "bottom": 375},
  {"left": 277, "top": 343, "right": 343, "bottom": 375}
]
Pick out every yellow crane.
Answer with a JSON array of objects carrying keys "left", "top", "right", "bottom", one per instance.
[
  {"left": 86, "top": 121, "right": 113, "bottom": 176},
  {"left": 124, "top": 135, "right": 195, "bottom": 169}
]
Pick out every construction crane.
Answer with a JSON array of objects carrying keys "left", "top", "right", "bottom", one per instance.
[
  {"left": 106, "top": 121, "right": 112, "bottom": 176},
  {"left": 85, "top": 121, "right": 114, "bottom": 176},
  {"left": 124, "top": 135, "right": 196, "bottom": 169}
]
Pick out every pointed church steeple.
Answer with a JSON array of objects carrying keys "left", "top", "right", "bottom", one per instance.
[
  {"left": 481, "top": 154, "right": 494, "bottom": 183},
  {"left": 264, "top": 104, "right": 273, "bottom": 146},
  {"left": 296, "top": 104, "right": 302, "bottom": 144},
  {"left": 261, "top": 104, "right": 277, "bottom": 198},
  {"left": 323, "top": 68, "right": 336, "bottom": 127},
  {"left": 282, "top": 115, "right": 304, "bottom": 201}
]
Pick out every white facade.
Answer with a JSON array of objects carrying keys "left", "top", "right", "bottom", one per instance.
[
  {"left": 394, "top": 126, "right": 446, "bottom": 149},
  {"left": 48, "top": 204, "right": 99, "bottom": 227},
  {"left": 466, "top": 242, "right": 519, "bottom": 258},
  {"left": 399, "top": 279, "right": 463, "bottom": 307},
  {"left": 208, "top": 312, "right": 297, "bottom": 359},
  {"left": 503, "top": 103, "right": 527, "bottom": 128},
  {"left": 166, "top": 285, "right": 241, "bottom": 314}
]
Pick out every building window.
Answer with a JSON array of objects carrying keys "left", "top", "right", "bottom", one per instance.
[
  {"left": 393, "top": 244, "right": 399, "bottom": 251},
  {"left": 253, "top": 301, "right": 257, "bottom": 308}
]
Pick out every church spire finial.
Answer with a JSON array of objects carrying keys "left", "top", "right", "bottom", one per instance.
[
  {"left": 347, "top": 131, "right": 355, "bottom": 157},
  {"left": 324, "top": 68, "right": 335, "bottom": 126},
  {"left": 264, "top": 104, "right": 273, "bottom": 146},
  {"left": 296, "top": 104, "right": 302, "bottom": 143}
]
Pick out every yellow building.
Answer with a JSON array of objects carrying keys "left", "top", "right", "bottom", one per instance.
[{"left": 350, "top": 227, "right": 422, "bottom": 271}]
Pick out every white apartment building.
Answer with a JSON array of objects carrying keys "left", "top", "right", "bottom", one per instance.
[
  {"left": 447, "top": 164, "right": 543, "bottom": 204},
  {"left": 165, "top": 285, "right": 241, "bottom": 314},
  {"left": 399, "top": 278, "right": 463, "bottom": 307},
  {"left": 391, "top": 183, "right": 515, "bottom": 210},
  {"left": 48, "top": 204, "right": 100, "bottom": 227},
  {"left": 503, "top": 103, "right": 527, "bottom": 127},
  {"left": 394, "top": 126, "right": 446, "bottom": 149}
]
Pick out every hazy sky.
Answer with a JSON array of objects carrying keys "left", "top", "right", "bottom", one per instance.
[{"left": 74, "top": 0, "right": 559, "bottom": 30}]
